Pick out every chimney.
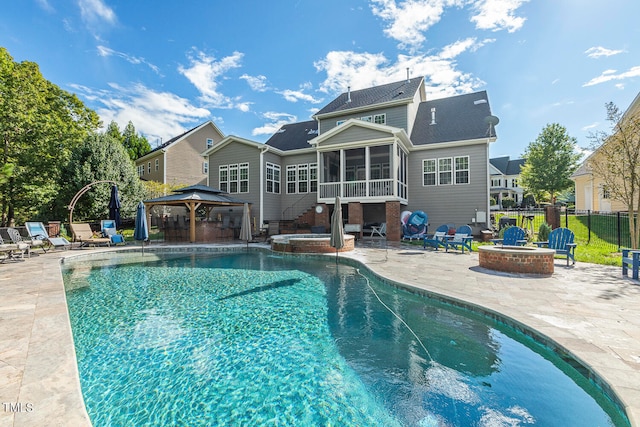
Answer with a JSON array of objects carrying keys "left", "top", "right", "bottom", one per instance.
[
  {"left": 347, "top": 86, "right": 351, "bottom": 103},
  {"left": 430, "top": 107, "right": 436, "bottom": 125},
  {"left": 406, "top": 68, "right": 410, "bottom": 83}
]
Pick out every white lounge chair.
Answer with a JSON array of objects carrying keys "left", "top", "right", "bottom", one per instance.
[{"left": 25, "top": 221, "right": 71, "bottom": 252}]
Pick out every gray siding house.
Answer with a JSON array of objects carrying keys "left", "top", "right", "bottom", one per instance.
[{"left": 203, "top": 76, "right": 497, "bottom": 241}]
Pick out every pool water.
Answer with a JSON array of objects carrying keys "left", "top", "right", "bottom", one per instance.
[{"left": 62, "top": 251, "right": 629, "bottom": 426}]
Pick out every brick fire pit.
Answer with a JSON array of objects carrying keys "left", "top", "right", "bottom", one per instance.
[{"left": 478, "top": 245, "right": 555, "bottom": 275}]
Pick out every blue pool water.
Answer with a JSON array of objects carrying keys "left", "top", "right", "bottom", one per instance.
[{"left": 63, "top": 251, "right": 629, "bottom": 426}]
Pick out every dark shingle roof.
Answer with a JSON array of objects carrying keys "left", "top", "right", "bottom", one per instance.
[
  {"left": 410, "top": 91, "right": 495, "bottom": 145},
  {"left": 265, "top": 120, "right": 318, "bottom": 151},
  {"left": 490, "top": 156, "right": 525, "bottom": 175},
  {"left": 145, "top": 125, "right": 196, "bottom": 155},
  {"left": 314, "top": 77, "right": 424, "bottom": 116}
]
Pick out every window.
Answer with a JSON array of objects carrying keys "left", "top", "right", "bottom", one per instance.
[
  {"left": 202, "top": 161, "right": 208, "bottom": 174},
  {"left": 439, "top": 158, "right": 452, "bottom": 185},
  {"left": 155, "top": 159, "right": 159, "bottom": 171},
  {"left": 336, "top": 120, "right": 345, "bottom": 126},
  {"left": 423, "top": 159, "right": 436, "bottom": 186},
  {"left": 219, "top": 163, "right": 248, "bottom": 193},
  {"left": 455, "top": 156, "right": 469, "bottom": 184},
  {"left": 310, "top": 163, "right": 318, "bottom": 192},
  {"left": 287, "top": 165, "right": 296, "bottom": 194},
  {"left": 491, "top": 178, "right": 502, "bottom": 187},
  {"left": 219, "top": 166, "right": 228, "bottom": 192},
  {"left": 266, "top": 162, "right": 280, "bottom": 194},
  {"left": 137, "top": 164, "right": 144, "bottom": 177},
  {"left": 424, "top": 156, "right": 470, "bottom": 186},
  {"left": 373, "top": 113, "right": 386, "bottom": 125},
  {"left": 147, "top": 162, "right": 151, "bottom": 174},
  {"left": 361, "top": 116, "right": 372, "bottom": 122},
  {"left": 298, "top": 164, "right": 309, "bottom": 193},
  {"left": 511, "top": 178, "right": 518, "bottom": 188},
  {"left": 602, "top": 186, "right": 610, "bottom": 199},
  {"left": 206, "top": 138, "right": 214, "bottom": 149}
]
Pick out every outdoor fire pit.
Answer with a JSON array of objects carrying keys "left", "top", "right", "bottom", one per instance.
[{"left": 478, "top": 245, "right": 555, "bottom": 275}]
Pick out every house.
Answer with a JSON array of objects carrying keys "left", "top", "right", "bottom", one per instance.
[
  {"left": 572, "top": 92, "right": 640, "bottom": 212},
  {"left": 489, "top": 156, "right": 525, "bottom": 208},
  {"left": 202, "top": 76, "right": 497, "bottom": 241},
  {"left": 135, "top": 120, "right": 225, "bottom": 186}
]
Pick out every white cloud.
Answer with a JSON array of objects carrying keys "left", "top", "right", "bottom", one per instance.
[
  {"left": 252, "top": 112, "right": 297, "bottom": 136},
  {"left": 470, "top": 0, "right": 528, "bottom": 33},
  {"left": 97, "top": 45, "right": 160, "bottom": 74},
  {"left": 370, "top": 0, "right": 462, "bottom": 52},
  {"left": 583, "top": 66, "right": 640, "bottom": 87},
  {"left": 178, "top": 49, "right": 244, "bottom": 108},
  {"left": 36, "top": 0, "right": 55, "bottom": 12},
  {"left": 78, "top": 0, "right": 116, "bottom": 24},
  {"left": 240, "top": 74, "right": 269, "bottom": 92},
  {"left": 315, "top": 38, "right": 488, "bottom": 97},
  {"left": 585, "top": 46, "right": 624, "bottom": 59},
  {"left": 70, "top": 83, "right": 211, "bottom": 144},
  {"left": 278, "top": 88, "right": 324, "bottom": 104}
]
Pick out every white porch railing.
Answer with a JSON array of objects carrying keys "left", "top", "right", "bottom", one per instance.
[{"left": 319, "top": 179, "right": 404, "bottom": 202}]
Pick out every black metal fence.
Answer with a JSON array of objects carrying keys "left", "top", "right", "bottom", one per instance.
[{"left": 492, "top": 208, "right": 634, "bottom": 252}]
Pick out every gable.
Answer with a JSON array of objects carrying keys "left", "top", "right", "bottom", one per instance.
[{"left": 318, "top": 124, "right": 393, "bottom": 147}]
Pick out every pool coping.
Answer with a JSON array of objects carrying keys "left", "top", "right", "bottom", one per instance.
[{"left": 1, "top": 243, "right": 639, "bottom": 426}]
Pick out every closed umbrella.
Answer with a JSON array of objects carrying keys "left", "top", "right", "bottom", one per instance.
[
  {"left": 134, "top": 201, "right": 149, "bottom": 254},
  {"left": 108, "top": 185, "right": 121, "bottom": 228},
  {"left": 330, "top": 196, "right": 344, "bottom": 263},
  {"left": 239, "top": 203, "right": 252, "bottom": 247}
]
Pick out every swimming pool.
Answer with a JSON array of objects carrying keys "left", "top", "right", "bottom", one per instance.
[{"left": 62, "top": 250, "right": 629, "bottom": 426}]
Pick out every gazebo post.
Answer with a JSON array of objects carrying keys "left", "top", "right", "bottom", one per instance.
[{"left": 189, "top": 202, "right": 196, "bottom": 243}]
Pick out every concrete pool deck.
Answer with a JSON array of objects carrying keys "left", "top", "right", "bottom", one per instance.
[{"left": 1, "top": 242, "right": 639, "bottom": 426}]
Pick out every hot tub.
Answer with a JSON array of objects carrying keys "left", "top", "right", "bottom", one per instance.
[{"left": 271, "top": 234, "right": 355, "bottom": 254}]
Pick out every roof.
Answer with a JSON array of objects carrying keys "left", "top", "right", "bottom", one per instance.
[
  {"left": 490, "top": 156, "right": 525, "bottom": 175},
  {"left": 410, "top": 91, "right": 495, "bottom": 145},
  {"left": 136, "top": 120, "right": 224, "bottom": 161},
  {"left": 314, "top": 77, "right": 424, "bottom": 117},
  {"left": 265, "top": 120, "right": 318, "bottom": 151},
  {"left": 144, "top": 185, "right": 249, "bottom": 206}
]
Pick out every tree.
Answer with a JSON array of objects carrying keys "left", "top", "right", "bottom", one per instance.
[
  {"left": 519, "top": 123, "right": 581, "bottom": 205},
  {"left": 122, "top": 121, "right": 151, "bottom": 161},
  {"left": 0, "top": 47, "right": 100, "bottom": 225},
  {"left": 588, "top": 102, "right": 640, "bottom": 248},
  {"left": 57, "top": 133, "right": 146, "bottom": 222}
]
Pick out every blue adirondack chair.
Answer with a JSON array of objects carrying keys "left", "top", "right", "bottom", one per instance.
[
  {"left": 491, "top": 226, "right": 527, "bottom": 246},
  {"left": 444, "top": 225, "right": 473, "bottom": 253},
  {"left": 423, "top": 224, "right": 449, "bottom": 250},
  {"left": 535, "top": 227, "right": 577, "bottom": 265}
]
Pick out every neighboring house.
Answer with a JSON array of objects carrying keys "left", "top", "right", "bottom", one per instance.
[
  {"left": 572, "top": 92, "right": 640, "bottom": 212},
  {"left": 489, "top": 156, "right": 525, "bottom": 209},
  {"left": 135, "top": 120, "right": 225, "bottom": 186},
  {"left": 203, "top": 76, "right": 497, "bottom": 241}
]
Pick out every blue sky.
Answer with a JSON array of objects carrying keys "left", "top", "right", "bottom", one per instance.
[{"left": 2, "top": 0, "right": 639, "bottom": 158}]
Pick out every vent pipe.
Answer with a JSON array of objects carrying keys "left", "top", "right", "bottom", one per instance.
[
  {"left": 406, "top": 67, "right": 410, "bottom": 83},
  {"left": 347, "top": 86, "right": 351, "bottom": 103},
  {"left": 430, "top": 107, "right": 436, "bottom": 125}
]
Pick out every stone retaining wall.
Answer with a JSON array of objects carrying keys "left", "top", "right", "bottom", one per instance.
[{"left": 478, "top": 245, "right": 555, "bottom": 275}]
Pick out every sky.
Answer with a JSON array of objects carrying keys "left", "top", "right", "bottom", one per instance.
[{"left": 2, "top": 0, "right": 639, "bottom": 159}]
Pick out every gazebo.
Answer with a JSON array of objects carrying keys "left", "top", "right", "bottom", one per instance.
[{"left": 143, "top": 185, "right": 250, "bottom": 243}]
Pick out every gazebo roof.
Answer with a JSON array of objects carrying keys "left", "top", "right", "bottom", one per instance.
[{"left": 144, "top": 185, "right": 249, "bottom": 207}]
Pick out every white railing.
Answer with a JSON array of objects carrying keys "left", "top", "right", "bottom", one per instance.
[{"left": 319, "top": 179, "right": 403, "bottom": 201}]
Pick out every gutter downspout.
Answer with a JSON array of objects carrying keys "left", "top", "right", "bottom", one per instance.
[{"left": 260, "top": 144, "right": 270, "bottom": 228}]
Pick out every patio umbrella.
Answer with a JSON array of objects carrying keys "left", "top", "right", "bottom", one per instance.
[
  {"left": 330, "top": 196, "right": 344, "bottom": 263},
  {"left": 239, "top": 203, "right": 252, "bottom": 248},
  {"left": 134, "top": 201, "right": 149, "bottom": 254},
  {"left": 108, "top": 185, "right": 121, "bottom": 228}
]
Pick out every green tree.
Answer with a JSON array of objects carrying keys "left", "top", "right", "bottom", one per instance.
[
  {"left": 588, "top": 102, "right": 640, "bottom": 248},
  {"left": 122, "top": 121, "right": 151, "bottom": 161},
  {"left": 57, "top": 133, "right": 146, "bottom": 222},
  {"left": 519, "top": 123, "right": 581, "bottom": 204},
  {"left": 105, "top": 121, "right": 124, "bottom": 144},
  {"left": 0, "top": 47, "right": 100, "bottom": 225}
]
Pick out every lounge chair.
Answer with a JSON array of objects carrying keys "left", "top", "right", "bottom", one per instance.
[
  {"left": 491, "top": 226, "right": 527, "bottom": 246},
  {"left": 101, "top": 220, "right": 126, "bottom": 245},
  {"left": 444, "top": 225, "right": 473, "bottom": 253},
  {"left": 25, "top": 221, "right": 71, "bottom": 252},
  {"left": 423, "top": 224, "right": 449, "bottom": 250},
  {"left": 535, "top": 227, "right": 577, "bottom": 265},
  {"left": 371, "top": 222, "right": 386, "bottom": 238},
  {"left": 0, "top": 233, "right": 24, "bottom": 262},
  {"left": 6, "top": 228, "right": 32, "bottom": 259},
  {"left": 70, "top": 223, "right": 112, "bottom": 247}
]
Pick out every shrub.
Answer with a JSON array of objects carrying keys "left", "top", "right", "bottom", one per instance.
[
  {"left": 502, "top": 197, "right": 516, "bottom": 209},
  {"left": 538, "top": 222, "right": 551, "bottom": 241}
]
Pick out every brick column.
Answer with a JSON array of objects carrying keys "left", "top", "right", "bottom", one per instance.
[
  {"left": 315, "top": 204, "right": 330, "bottom": 229},
  {"left": 347, "top": 202, "right": 363, "bottom": 239},
  {"left": 385, "top": 201, "right": 401, "bottom": 241}
]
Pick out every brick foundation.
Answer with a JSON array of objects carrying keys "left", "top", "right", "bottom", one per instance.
[{"left": 478, "top": 246, "right": 555, "bottom": 275}]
